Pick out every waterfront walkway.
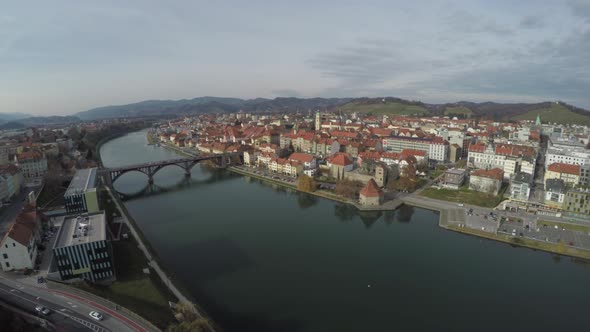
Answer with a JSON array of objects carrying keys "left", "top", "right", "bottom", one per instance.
[{"left": 103, "top": 183, "right": 216, "bottom": 332}]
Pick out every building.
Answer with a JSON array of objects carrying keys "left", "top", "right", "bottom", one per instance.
[
  {"left": 329, "top": 153, "right": 354, "bottom": 180},
  {"left": 449, "top": 144, "right": 462, "bottom": 162},
  {"left": 544, "top": 178, "right": 567, "bottom": 209},
  {"left": 469, "top": 168, "right": 503, "bottom": 196},
  {"left": 544, "top": 163, "right": 580, "bottom": 186},
  {"left": 563, "top": 189, "right": 590, "bottom": 217},
  {"left": 468, "top": 142, "right": 537, "bottom": 180},
  {"left": 509, "top": 172, "right": 532, "bottom": 201},
  {"left": 443, "top": 168, "right": 466, "bottom": 189},
  {"left": 382, "top": 136, "right": 448, "bottom": 162},
  {"left": 0, "top": 223, "right": 38, "bottom": 271},
  {"left": 50, "top": 212, "right": 114, "bottom": 283},
  {"left": 359, "top": 179, "right": 384, "bottom": 206},
  {"left": 16, "top": 150, "right": 48, "bottom": 179},
  {"left": 64, "top": 168, "right": 100, "bottom": 214}
]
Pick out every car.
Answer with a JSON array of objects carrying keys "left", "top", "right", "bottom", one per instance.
[
  {"left": 37, "top": 276, "right": 45, "bottom": 284},
  {"left": 457, "top": 203, "right": 464, "bottom": 207},
  {"left": 89, "top": 311, "right": 103, "bottom": 321},
  {"left": 35, "top": 306, "right": 51, "bottom": 315}
]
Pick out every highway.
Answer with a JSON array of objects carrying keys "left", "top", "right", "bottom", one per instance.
[{"left": 0, "top": 274, "right": 157, "bottom": 332}]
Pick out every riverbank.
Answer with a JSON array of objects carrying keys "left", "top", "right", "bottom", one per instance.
[
  {"left": 151, "top": 132, "right": 590, "bottom": 261},
  {"left": 98, "top": 131, "right": 218, "bottom": 331}
]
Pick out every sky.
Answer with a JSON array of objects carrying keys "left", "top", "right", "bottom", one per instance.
[{"left": 1, "top": 0, "right": 590, "bottom": 115}]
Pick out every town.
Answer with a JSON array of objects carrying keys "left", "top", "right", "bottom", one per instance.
[{"left": 2, "top": 105, "right": 590, "bottom": 331}]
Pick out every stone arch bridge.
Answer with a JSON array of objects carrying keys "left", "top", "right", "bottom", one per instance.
[{"left": 101, "top": 152, "right": 240, "bottom": 184}]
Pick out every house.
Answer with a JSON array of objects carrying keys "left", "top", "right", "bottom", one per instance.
[
  {"left": 509, "top": 172, "right": 533, "bottom": 201},
  {"left": 0, "top": 223, "right": 38, "bottom": 271},
  {"left": 359, "top": 179, "right": 384, "bottom": 206},
  {"left": 544, "top": 163, "right": 580, "bottom": 186},
  {"left": 443, "top": 168, "right": 466, "bottom": 189},
  {"left": 288, "top": 152, "right": 317, "bottom": 169},
  {"left": 469, "top": 168, "right": 504, "bottom": 195},
  {"left": 544, "top": 178, "right": 567, "bottom": 208},
  {"left": 16, "top": 150, "right": 48, "bottom": 179},
  {"left": 328, "top": 153, "right": 353, "bottom": 180}
]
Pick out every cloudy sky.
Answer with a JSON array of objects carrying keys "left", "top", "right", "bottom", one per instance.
[{"left": 1, "top": 0, "right": 589, "bottom": 115}]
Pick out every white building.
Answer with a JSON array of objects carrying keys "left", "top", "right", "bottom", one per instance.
[
  {"left": 0, "top": 223, "right": 38, "bottom": 271},
  {"left": 16, "top": 150, "right": 48, "bottom": 179}
]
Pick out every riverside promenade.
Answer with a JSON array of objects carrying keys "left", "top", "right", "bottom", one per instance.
[{"left": 103, "top": 183, "right": 217, "bottom": 332}]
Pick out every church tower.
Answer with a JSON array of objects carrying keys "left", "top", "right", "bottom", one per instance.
[{"left": 315, "top": 111, "right": 321, "bottom": 131}]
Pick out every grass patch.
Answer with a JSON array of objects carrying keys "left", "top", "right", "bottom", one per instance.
[
  {"left": 444, "top": 106, "right": 473, "bottom": 116},
  {"left": 514, "top": 103, "right": 590, "bottom": 126},
  {"left": 75, "top": 235, "right": 176, "bottom": 329},
  {"left": 539, "top": 220, "right": 590, "bottom": 233},
  {"left": 420, "top": 185, "right": 505, "bottom": 208},
  {"left": 340, "top": 101, "right": 429, "bottom": 116}
]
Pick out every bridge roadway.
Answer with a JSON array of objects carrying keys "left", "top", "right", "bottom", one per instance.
[{"left": 101, "top": 153, "right": 240, "bottom": 184}]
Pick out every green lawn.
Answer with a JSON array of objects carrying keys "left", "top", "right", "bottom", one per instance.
[
  {"left": 420, "top": 185, "right": 506, "bottom": 208},
  {"left": 444, "top": 106, "right": 473, "bottom": 116},
  {"left": 539, "top": 220, "right": 590, "bottom": 233},
  {"left": 340, "top": 101, "right": 429, "bottom": 116},
  {"left": 514, "top": 103, "right": 590, "bottom": 126},
  {"left": 75, "top": 235, "right": 176, "bottom": 329}
]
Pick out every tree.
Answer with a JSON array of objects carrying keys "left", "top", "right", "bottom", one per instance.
[
  {"left": 335, "top": 178, "right": 364, "bottom": 199},
  {"left": 297, "top": 174, "right": 316, "bottom": 192}
]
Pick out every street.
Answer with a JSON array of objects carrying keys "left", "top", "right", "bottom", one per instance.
[{"left": 0, "top": 273, "right": 156, "bottom": 332}]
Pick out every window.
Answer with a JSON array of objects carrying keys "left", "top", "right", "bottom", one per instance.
[
  {"left": 5, "top": 262, "right": 9, "bottom": 268},
  {"left": 2, "top": 254, "right": 7, "bottom": 259},
  {"left": 12, "top": 243, "right": 15, "bottom": 247}
]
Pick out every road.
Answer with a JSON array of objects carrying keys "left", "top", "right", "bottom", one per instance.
[{"left": 0, "top": 274, "right": 156, "bottom": 332}]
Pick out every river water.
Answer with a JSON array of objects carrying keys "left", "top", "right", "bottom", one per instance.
[{"left": 100, "top": 130, "right": 590, "bottom": 332}]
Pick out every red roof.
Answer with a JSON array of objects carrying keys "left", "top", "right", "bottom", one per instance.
[
  {"left": 288, "top": 152, "right": 314, "bottom": 163},
  {"left": 471, "top": 168, "right": 504, "bottom": 181},
  {"left": 330, "top": 153, "right": 353, "bottom": 166},
  {"left": 2, "top": 223, "right": 33, "bottom": 247},
  {"left": 360, "top": 179, "right": 383, "bottom": 198},
  {"left": 548, "top": 163, "right": 580, "bottom": 176}
]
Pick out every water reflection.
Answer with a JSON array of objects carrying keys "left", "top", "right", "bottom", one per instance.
[
  {"left": 117, "top": 166, "right": 237, "bottom": 201},
  {"left": 396, "top": 205, "right": 415, "bottom": 223},
  {"left": 296, "top": 193, "right": 318, "bottom": 209}
]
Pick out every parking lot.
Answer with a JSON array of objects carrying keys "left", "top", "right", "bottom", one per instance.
[
  {"left": 236, "top": 165, "right": 297, "bottom": 185},
  {"left": 465, "top": 207, "right": 500, "bottom": 233},
  {"left": 498, "top": 218, "right": 590, "bottom": 250}
]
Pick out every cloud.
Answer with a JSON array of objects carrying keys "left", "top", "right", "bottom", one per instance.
[
  {"left": 569, "top": 0, "right": 590, "bottom": 21},
  {"left": 445, "top": 10, "right": 513, "bottom": 36},
  {"left": 520, "top": 16, "right": 545, "bottom": 29}
]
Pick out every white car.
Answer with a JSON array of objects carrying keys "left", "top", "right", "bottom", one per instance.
[
  {"left": 35, "top": 305, "right": 51, "bottom": 315},
  {"left": 89, "top": 311, "right": 104, "bottom": 321}
]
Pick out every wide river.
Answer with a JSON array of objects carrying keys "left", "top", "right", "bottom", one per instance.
[{"left": 101, "top": 130, "right": 590, "bottom": 332}]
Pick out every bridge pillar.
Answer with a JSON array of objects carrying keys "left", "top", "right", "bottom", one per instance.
[{"left": 148, "top": 175, "right": 154, "bottom": 184}]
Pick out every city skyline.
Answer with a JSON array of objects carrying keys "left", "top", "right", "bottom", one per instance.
[{"left": 2, "top": 0, "right": 590, "bottom": 115}]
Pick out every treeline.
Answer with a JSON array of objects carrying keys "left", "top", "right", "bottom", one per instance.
[{"left": 76, "top": 121, "right": 151, "bottom": 162}]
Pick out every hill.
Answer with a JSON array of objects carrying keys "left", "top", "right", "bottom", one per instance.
[
  {"left": 0, "top": 112, "right": 30, "bottom": 122},
  {"left": 513, "top": 103, "right": 590, "bottom": 126},
  {"left": 71, "top": 95, "right": 590, "bottom": 124},
  {"left": 338, "top": 97, "right": 429, "bottom": 116},
  {"left": 75, "top": 97, "right": 351, "bottom": 120}
]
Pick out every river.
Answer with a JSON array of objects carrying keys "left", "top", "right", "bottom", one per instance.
[{"left": 100, "top": 129, "right": 590, "bottom": 332}]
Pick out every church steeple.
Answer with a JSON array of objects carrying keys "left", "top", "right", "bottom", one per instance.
[{"left": 535, "top": 114, "right": 541, "bottom": 126}]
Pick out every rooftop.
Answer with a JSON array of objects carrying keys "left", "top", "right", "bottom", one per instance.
[
  {"left": 54, "top": 212, "right": 106, "bottom": 248},
  {"left": 64, "top": 168, "right": 98, "bottom": 197}
]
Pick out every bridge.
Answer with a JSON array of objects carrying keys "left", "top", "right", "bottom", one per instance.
[{"left": 102, "top": 152, "right": 240, "bottom": 184}]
